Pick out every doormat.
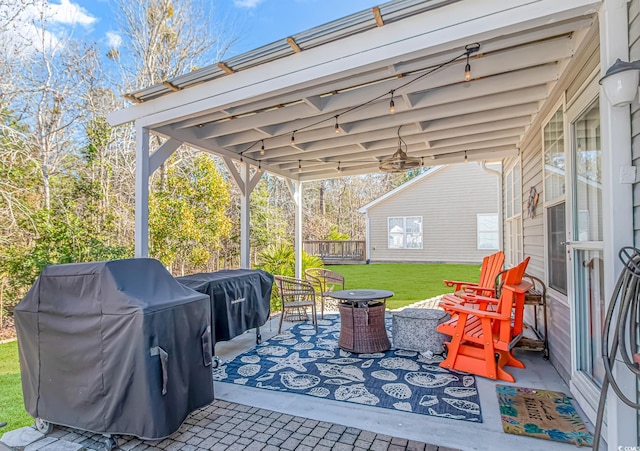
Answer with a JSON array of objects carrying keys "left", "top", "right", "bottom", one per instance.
[
  {"left": 214, "top": 314, "right": 482, "bottom": 422},
  {"left": 496, "top": 385, "right": 593, "bottom": 446}
]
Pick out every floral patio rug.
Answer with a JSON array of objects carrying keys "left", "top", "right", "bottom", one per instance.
[
  {"left": 213, "top": 314, "right": 482, "bottom": 422},
  {"left": 496, "top": 385, "right": 593, "bottom": 446}
]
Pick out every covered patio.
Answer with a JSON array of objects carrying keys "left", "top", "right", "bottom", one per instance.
[
  {"left": 107, "top": 0, "right": 600, "bottom": 274},
  {"left": 103, "top": 0, "right": 637, "bottom": 448}
]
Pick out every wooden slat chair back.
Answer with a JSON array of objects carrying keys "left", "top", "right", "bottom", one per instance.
[
  {"left": 443, "top": 251, "right": 505, "bottom": 297},
  {"left": 274, "top": 275, "right": 318, "bottom": 334},
  {"left": 304, "top": 268, "right": 345, "bottom": 319},
  {"left": 437, "top": 257, "right": 531, "bottom": 382}
]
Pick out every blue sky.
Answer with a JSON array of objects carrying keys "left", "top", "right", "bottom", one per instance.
[{"left": 53, "top": 0, "right": 383, "bottom": 58}]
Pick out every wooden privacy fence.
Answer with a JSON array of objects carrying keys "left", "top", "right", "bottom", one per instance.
[{"left": 303, "top": 240, "right": 366, "bottom": 262}]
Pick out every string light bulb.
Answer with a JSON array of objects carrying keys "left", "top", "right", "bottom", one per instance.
[
  {"left": 464, "top": 54, "right": 471, "bottom": 81},
  {"left": 260, "top": 140, "right": 265, "bottom": 156},
  {"left": 240, "top": 153, "right": 243, "bottom": 163},
  {"left": 464, "top": 151, "right": 468, "bottom": 163},
  {"left": 298, "top": 160, "right": 302, "bottom": 173},
  {"left": 337, "top": 161, "right": 341, "bottom": 173},
  {"left": 389, "top": 90, "right": 395, "bottom": 114},
  {"left": 290, "top": 131, "right": 296, "bottom": 145},
  {"left": 334, "top": 116, "right": 340, "bottom": 134},
  {"left": 463, "top": 43, "right": 480, "bottom": 82},
  {"left": 258, "top": 161, "right": 262, "bottom": 173}
]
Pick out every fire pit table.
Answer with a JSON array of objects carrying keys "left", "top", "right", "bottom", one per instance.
[{"left": 331, "top": 289, "right": 393, "bottom": 353}]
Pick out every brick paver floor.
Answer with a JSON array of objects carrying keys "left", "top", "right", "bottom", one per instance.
[{"left": 3, "top": 399, "right": 459, "bottom": 451}]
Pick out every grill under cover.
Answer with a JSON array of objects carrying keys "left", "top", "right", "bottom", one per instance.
[
  {"left": 14, "top": 258, "right": 214, "bottom": 440},
  {"left": 176, "top": 269, "right": 273, "bottom": 342}
]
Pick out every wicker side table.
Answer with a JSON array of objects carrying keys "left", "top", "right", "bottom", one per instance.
[
  {"left": 331, "top": 289, "right": 393, "bottom": 353},
  {"left": 338, "top": 302, "right": 390, "bottom": 353},
  {"left": 392, "top": 308, "right": 450, "bottom": 354}
]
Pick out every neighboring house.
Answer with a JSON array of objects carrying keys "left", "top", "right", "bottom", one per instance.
[{"left": 358, "top": 164, "right": 500, "bottom": 263}]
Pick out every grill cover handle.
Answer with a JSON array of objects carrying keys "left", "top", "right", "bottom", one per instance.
[
  {"left": 150, "top": 346, "right": 169, "bottom": 395},
  {"left": 202, "top": 326, "right": 213, "bottom": 367}
]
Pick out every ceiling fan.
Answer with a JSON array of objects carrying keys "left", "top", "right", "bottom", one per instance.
[{"left": 378, "top": 126, "right": 421, "bottom": 173}]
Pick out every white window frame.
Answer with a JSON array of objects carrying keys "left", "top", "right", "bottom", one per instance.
[
  {"left": 387, "top": 216, "right": 423, "bottom": 250},
  {"left": 504, "top": 160, "right": 523, "bottom": 267},
  {"left": 542, "top": 99, "right": 568, "bottom": 301},
  {"left": 477, "top": 213, "right": 499, "bottom": 250}
]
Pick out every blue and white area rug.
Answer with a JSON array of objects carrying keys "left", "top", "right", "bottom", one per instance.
[{"left": 214, "top": 314, "right": 482, "bottom": 423}]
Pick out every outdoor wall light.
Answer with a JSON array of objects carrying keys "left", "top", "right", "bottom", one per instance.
[{"left": 600, "top": 58, "right": 640, "bottom": 107}]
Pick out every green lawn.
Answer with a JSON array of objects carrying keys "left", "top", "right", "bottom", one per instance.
[
  {"left": 0, "top": 341, "right": 32, "bottom": 432},
  {"left": 329, "top": 263, "right": 481, "bottom": 310}
]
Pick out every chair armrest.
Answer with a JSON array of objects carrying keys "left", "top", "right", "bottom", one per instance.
[
  {"left": 459, "top": 285, "right": 496, "bottom": 296},
  {"left": 503, "top": 281, "right": 534, "bottom": 294},
  {"left": 444, "top": 280, "right": 478, "bottom": 291},
  {"left": 439, "top": 294, "right": 465, "bottom": 310},
  {"left": 442, "top": 303, "right": 510, "bottom": 321},
  {"left": 459, "top": 293, "right": 499, "bottom": 304}
]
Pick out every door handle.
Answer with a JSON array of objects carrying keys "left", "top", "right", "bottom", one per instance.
[{"left": 560, "top": 241, "right": 573, "bottom": 246}]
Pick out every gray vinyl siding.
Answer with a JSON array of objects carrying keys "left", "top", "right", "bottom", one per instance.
[
  {"left": 502, "top": 26, "right": 600, "bottom": 385},
  {"left": 630, "top": 0, "right": 640, "bottom": 245},
  {"left": 365, "top": 164, "right": 498, "bottom": 263},
  {"left": 629, "top": 0, "right": 640, "bottom": 436}
]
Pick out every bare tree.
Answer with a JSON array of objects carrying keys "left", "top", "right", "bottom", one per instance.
[{"left": 112, "top": 0, "right": 238, "bottom": 91}]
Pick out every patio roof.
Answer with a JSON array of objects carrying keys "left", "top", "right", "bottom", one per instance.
[{"left": 107, "top": 0, "right": 600, "bottom": 182}]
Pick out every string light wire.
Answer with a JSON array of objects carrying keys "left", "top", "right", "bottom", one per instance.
[{"left": 231, "top": 44, "right": 480, "bottom": 167}]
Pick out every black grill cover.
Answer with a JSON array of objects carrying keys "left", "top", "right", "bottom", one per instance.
[
  {"left": 176, "top": 270, "right": 273, "bottom": 342},
  {"left": 14, "top": 258, "right": 214, "bottom": 439}
]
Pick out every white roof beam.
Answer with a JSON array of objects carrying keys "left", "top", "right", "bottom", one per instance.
[
  {"left": 429, "top": 127, "right": 526, "bottom": 148},
  {"left": 418, "top": 103, "right": 538, "bottom": 132},
  {"left": 197, "top": 103, "right": 318, "bottom": 139},
  {"left": 153, "top": 125, "right": 293, "bottom": 180},
  {"left": 391, "top": 16, "right": 592, "bottom": 75}
]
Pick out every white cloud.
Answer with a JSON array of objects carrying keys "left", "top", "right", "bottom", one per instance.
[
  {"left": 233, "top": 0, "right": 264, "bottom": 8},
  {"left": 106, "top": 31, "right": 122, "bottom": 48},
  {"left": 48, "top": 0, "right": 96, "bottom": 27},
  {"left": 0, "top": 0, "right": 96, "bottom": 56}
]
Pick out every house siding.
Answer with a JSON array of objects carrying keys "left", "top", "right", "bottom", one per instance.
[
  {"left": 365, "top": 164, "right": 498, "bottom": 263},
  {"left": 503, "top": 25, "right": 601, "bottom": 385},
  {"left": 630, "top": 0, "right": 640, "bottom": 245},
  {"left": 629, "top": 0, "right": 640, "bottom": 437}
]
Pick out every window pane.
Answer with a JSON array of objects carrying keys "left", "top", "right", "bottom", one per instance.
[
  {"left": 405, "top": 217, "right": 421, "bottom": 233},
  {"left": 477, "top": 214, "right": 499, "bottom": 249},
  {"left": 573, "top": 100, "right": 602, "bottom": 242},
  {"left": 544, "top": 108, "right": 565, "bottom": 202},
  {"left": 514, "top": 164, "right": 521, "bottom": 215},
  {"left": 547, "top": 202, "right": 567, "bottom": 294},
  {"left": 575, "top": 249, "right": 605, "bottom": 387},
  {"left": 388, "top": 218, "right": 404, "bottom": 249},
  {"left": 506, "top": 172, "right": 513, "bottom": 218},
  {"left": 405, "top": 217, "right": 422, "bottom": 249}
]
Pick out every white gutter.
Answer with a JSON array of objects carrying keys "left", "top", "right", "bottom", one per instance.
[{"left": 480, "top": 161, "right": 503, "bottom": 251}]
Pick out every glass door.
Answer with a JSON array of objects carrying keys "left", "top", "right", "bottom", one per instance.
[{"left": 567, "top": 96, "right": 605, "bottom": 410}]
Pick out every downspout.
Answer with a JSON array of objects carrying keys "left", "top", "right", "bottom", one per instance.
[
  {"left": 480, "top": 161, "right": 503, "bottom": 251},
  {"left": 364, "top": 211, "right": 371, "bottom": 264}
]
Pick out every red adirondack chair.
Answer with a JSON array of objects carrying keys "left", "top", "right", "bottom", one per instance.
[
  {"left": 437, "top": 257, "right": 531, "bottom": 382},
  {"left": 443, "top": 250, "right": 504, "bottom": 297}
]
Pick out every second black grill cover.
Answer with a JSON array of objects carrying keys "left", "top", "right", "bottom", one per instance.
[
  {"left": 14, "top": 258, "right": 214, "bottom": 439},
  {"left": 177, "top": 269, "right": 273, "bottom": 342}
]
